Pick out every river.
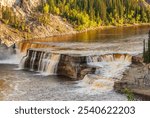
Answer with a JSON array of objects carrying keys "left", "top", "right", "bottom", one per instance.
[{"left": 0, "top": 25, "right": 150, "bottom": 101}]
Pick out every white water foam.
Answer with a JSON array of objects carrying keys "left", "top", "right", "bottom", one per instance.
[
  {"left": 0, "top": 54, "right": 22, "bottom": 65},
  {"left": 19, "top": 50, "right": 61, "bottom": 76},
  {"left": 71, "top": 74, "right": 115, "bottom": 95},
  {"left": 37, "top": 53, "right": 60, "bottom": 76},
  {"left": 72, "top": 54, "right": 132, "bottom": 95}
]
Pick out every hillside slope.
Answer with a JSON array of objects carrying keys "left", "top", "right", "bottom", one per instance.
[
  {"left": 0, "top": 0, "right": 150, "bottom": 47},
  {"left": 0, "top": 0, "right": 75, "bottom": 46},
  {"left": 146, "top": 0, "right": 150, "bottom": 4}
]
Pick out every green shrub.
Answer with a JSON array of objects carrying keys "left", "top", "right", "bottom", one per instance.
[
  {"left": 0, "top": 6, "right": 29, "bottom": 32},
  {"left": 123, "top": 88, "right": 134, "bottom": 101}
]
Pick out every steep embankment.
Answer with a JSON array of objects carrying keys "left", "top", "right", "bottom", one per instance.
[
  {"left": 0, "top": 0, "right": 75, "bottom": 47},
  {"left": 0, "top": 15, "right": 75, "bottom": 46}
]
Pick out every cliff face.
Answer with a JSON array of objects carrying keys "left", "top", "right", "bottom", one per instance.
[
  {"left": 0, "top": 0, "right": 18, "bottom": 6},
  {"left": 0, "top": 0, "right": 40, "bottom": 7},
  {"left": 146, "top": 0, "right": 150, "bottom": 4},
  {"left": 0, "top": 0, "right": 40, "bottom": 13}
]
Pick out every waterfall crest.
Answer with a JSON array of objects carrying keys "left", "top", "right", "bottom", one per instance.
[
  {"left": 19, "top": 49, "right": 132, "bottom": 81},
  {"left": 19, "top": 50, "right": 60, "bottom": 75},
  {"left": 73, "top": 54, "right": 132, "bottom": 94},
  {"left": 86, "top": 54, "right": 132, "bottom": 79},
  {"left": 87, "top": 54, "right": 132, "bottom": 63}
]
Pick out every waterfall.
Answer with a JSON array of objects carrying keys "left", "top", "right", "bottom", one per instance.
[
  {"left": 101, "top": 55, "right": 114, "bottom": 62},
  {"left": 19, "top": 51, "right": 29, "bottom": 69},
  {"left": 30, "top": 51, "right": 37, "bottom": 71},
  {"left": 86, "top": 54, "right": 132, "bottom": 79},
  {"left": 39, "top": 53, "right": 60, "bottom": 75},
  {"left": 87, "top": 56, "right": 99, "bottom": 63},
  {"left": 75, "top": 54, "right": 133, "bottom": 94},
  {"left": 87, "top": 54, "right": 132, "bottom": 63},
  {"left": 19, "top": 50, "right": 60, "bottom": 75}
]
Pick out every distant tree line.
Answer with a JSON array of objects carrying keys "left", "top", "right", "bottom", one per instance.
[
  {"left": 0, "top": 0, "right": 150, "bottom": 31},
  {"left": 40, "top": 0, "right": 150, "bottom": 30}
]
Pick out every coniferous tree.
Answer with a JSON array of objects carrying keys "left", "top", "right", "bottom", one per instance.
[
  {"left": 1, "top": 0, "right": 150, "bottom": 30},
  {"left": 143, "top": 30, "right": 150, "bottom": 63},
  {"left": 143, "top": 39, "right": 147, "bottom": 63},
  {"left": 148, "top": 30, "right": 150, "bottom": 63}
]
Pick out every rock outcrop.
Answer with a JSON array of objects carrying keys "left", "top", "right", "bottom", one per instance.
[
  {"left": 57, "top": 54, "right": 97, "bottom": 80},
  {"left": 21, "top": 49, "right": 97, "bottom": 80},
  {"left": 0, "top": 0, "right": 75, "bottom": 47},
  {"left": 114, "top": 61, "right": 150, "bottom": 100},
  {"left": 20, "top": 49, "right": 133, "bottom": 80}
]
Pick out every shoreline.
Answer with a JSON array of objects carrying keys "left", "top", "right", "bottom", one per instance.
[
  {"left": 78, "top": 23, "right": 150, "bottom": 33},
  {"left": 114, "top": 54, "right": 150, "bottom": 100},
  {"left": 2, "top": 23, "right": 150, "bottom": 46},
  {"left": 25, "top": 23, "right": 150, "bottom": 40}
]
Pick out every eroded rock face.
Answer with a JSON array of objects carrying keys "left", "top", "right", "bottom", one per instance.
[
  {"left": 0, "top": 0, "right": 41, "bottom": 16},
  {"left": 132, "top": 56, "right": 144, "bottom": 65},
  {"left": 20, "top": 49, "right": 97, "bottom": 80},
  {"left": 0, "top": 0, "right": 17, "bottom": 7},
  {"left": 19, "top": 0, "right": 41, "bottom": 13},
  {"left": 57, "top": 54, "right": 96, "bottom": 80},
  {"left": 0, "top": 0, "right": 40, "bottom": 8},
  {"left": 20, "top": 49, "right": 134, "bottom": 80}
]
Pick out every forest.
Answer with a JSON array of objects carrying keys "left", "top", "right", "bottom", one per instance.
[
  {"left": 0, "top": 0, "right": 150, "bottom": 31},
  {"left": 40, "top": 0, "right": 150, "bottom": 30}
]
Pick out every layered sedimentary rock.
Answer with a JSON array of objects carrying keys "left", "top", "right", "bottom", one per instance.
[
  {"left": 20, "top": 49, "right": 97, "bottom": 80},
  {"left": 20, "top": 49, "right": 133, "bottom": 80},
  {"left": 57, "top": 54, "right": 96, "bottom": 80}
]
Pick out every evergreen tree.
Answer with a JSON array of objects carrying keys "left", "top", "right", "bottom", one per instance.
[
  {"left": 148, "top": 30, "right": 150, "bottom": 63},
  {"left": 143, "top": 30, "right": 150, "bottom": 63},
  {"left": 1, "top": 0, "right": 150, "bottom": 31}
]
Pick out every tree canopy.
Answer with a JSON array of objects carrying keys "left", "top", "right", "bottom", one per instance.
[{"left": 41, "top": 0, "right": 150, "bottom": 30}]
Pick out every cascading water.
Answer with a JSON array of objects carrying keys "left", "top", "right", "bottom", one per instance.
[
  {"left": 19, "top": 51, "right": 29, "bottom": 69},
  {"left": 19, "top": 49, "right": 132, "bottom": 95},
  {"left": 75, "top": 54, "right": 132, "bottom": 94},
  {"left": 19, "top": 50, "right": 60, "bottom": 76},
  {"left": 94, "top": 54, "right": 132, "bottom": 79},
  {"left": 39, "top": 53, "right": 61, "bottom": 75},
  {"left": 0, "top": 45, "right": 22, "bottom": 65},
  {"left": 87, "top": 54, "right": 132, "bottom": 78}
]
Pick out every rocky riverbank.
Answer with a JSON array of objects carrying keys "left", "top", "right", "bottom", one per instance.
[{"left": 114, "top": 55, "right": 150, "bottom": 100}]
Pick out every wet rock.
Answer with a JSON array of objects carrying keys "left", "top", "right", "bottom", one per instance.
[
  {"left": 21, "top": 49, "right": 133, "bottom": 80},
  {"left": 114, "top": 81, "right": 129, "bottom": 92},
  {"left": 132, "top": 56, "right": 144, "bottom": 65},
  {"left": 22, "top": 49, "right": 97, "bottom": 80},
  {"left": 58, "top": 54, "right": 97, "bottom": 80},
  {"left": 114, "top": 62, "right": 150, "bottom": 100}
]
